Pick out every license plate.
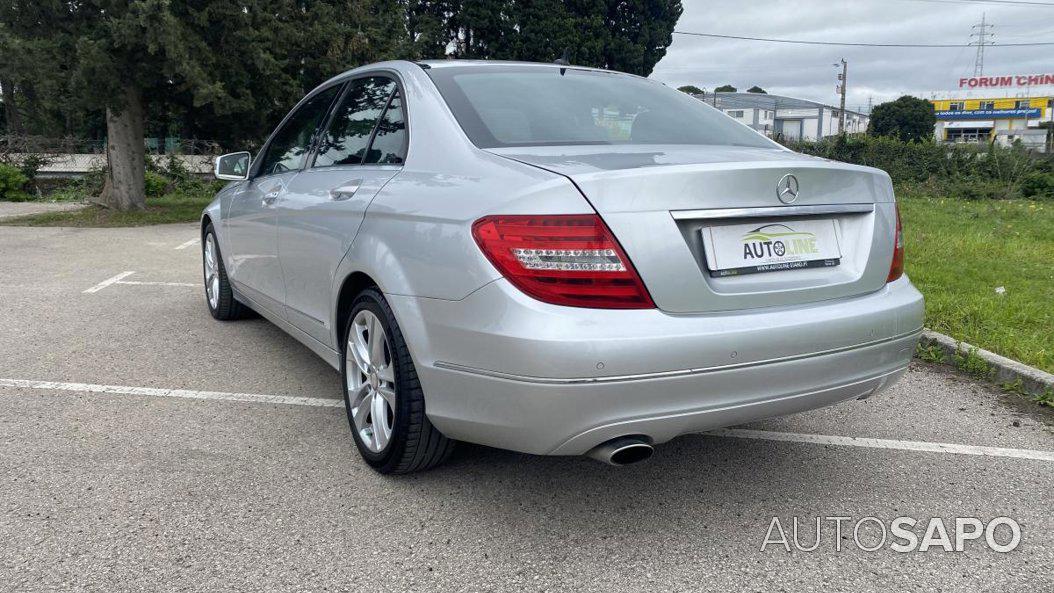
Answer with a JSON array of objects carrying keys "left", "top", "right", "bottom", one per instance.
[{"left": 701, "top": 219, "right": 842, "bottom": 277}]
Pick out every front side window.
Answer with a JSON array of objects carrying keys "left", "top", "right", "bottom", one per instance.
[
  {"left": 258, "top": 86, "right": 340, "bottom": 176},
  {"left": 426, "top": 66, "right": 774, "bottom": 149},
  {"left": 315, "top": 77, "right": 396, "bottom": 167}
]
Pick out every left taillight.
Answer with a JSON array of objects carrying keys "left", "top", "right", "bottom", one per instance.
[
  {"left": 471, "top": 214, "right": 655, "bottom": 309},
  {"left": 887, "top": 203, "right": 904, "bottom": 283}
]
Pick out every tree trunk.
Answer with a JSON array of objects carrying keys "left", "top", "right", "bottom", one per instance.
[
  {"left": 96, "top": 86, "right": 146, "bottom": 211},
  {"left": 0, "top": 78, "right": 23, "bottom": 135}
]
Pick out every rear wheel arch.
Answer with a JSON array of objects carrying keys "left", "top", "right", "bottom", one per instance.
[
  {"left": 200, "top": 214, "right": 213, "bottom": 240},
  {"left": 201, "top": 213, "right": 222, "bottom": 272},
  {"left": 335, "top": 271, "right": 380, "bottom": 348}
]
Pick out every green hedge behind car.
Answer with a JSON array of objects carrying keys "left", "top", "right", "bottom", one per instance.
[{"left": 785, "top": 135, "right": 1054, "bottom": 200}]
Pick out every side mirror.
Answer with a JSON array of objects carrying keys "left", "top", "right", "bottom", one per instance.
[{"left": 215, "top": 152, "right": 251, "bottom": 181}]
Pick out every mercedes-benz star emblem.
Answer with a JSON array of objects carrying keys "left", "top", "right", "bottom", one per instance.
[{"left": 777, "top": 174, "right": 800, "bottom": 204}]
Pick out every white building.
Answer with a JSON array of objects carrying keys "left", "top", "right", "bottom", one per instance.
[{"left": 695, "top": 92, "right": 869, "bottom": 140}]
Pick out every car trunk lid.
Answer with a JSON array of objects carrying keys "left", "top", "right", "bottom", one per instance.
[{"left": 488, "top": 145, "right": 898, "bottom": 314}]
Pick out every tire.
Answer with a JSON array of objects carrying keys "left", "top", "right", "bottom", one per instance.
[
  {"left": 341, "top": 288, "right": 454, "bottom": 474},
  {"left": 202, "top": 224, "right": 248, "bottom": 321}
]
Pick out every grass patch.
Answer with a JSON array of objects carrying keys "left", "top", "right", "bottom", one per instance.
[
  {"left": 953, "top": 346, "right": 994, "bottom": 381},
  {"left": 915, "top": 342, "right": 946, "bottom": 364},
  {"left": 1001, "top": 380, "right": 1053, "bottom": 409},
  {"left": 1034, "top": 388, "right": 1054, "bottom": 408},
  {"left": 0, "top": 185, "right": 218, "bottom": 227},
  {"left": 899, "top": 190, "right": 1054, "bottom": 374}
]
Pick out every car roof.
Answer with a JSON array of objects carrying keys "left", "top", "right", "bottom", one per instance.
[
  {"left": 315, "top": 59, "right": 650, "bottom": 99},
  {"left": 415, "top": 59, "right": 643, "bottom": 79}
]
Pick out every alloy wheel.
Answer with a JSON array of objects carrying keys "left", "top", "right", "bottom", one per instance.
[
  {"left": 346, "top": 310, "right": 397, "bottom": 453},
  {"left": 203, "top": 233, "right": 220, "bottom": 310}
]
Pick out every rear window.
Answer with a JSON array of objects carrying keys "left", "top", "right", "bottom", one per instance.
[{"left": 426, "top": 65, "right": 773, "bottom": 149}]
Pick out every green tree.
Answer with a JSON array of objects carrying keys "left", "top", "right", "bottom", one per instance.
[
  {"left": 3, "top": 0, "right": 684, "bottom": 210},
  {"left": 746, "top": 85, "right": 766, "bottom": 94},
  {"left": 677, "top": 84, "right": 705, "bottom": 95},
  {"left": 0, "top": 1, "right": 80, "bottom": 138},
  {"left": 4, "top": 0, "right": 405, "bottom": 210},
  {"left": 170, "top": 0, "right": 406, "bottom": 148},
  {"left": 407, "top": 0, "right": 683, "bottom": 76},
  {"left": 867, "top": 96, "right": 936, "bottom": 142},
  {"left": 714, "top": 84, "right": 737, "bottom": 92},
  {"left": 68, "top": 1, "right": 276, "bottom": 210}
]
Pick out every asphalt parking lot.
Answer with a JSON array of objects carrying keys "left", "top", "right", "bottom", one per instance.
[{"left": 1, "top": 223, "right": 1052, "bottom": 592}]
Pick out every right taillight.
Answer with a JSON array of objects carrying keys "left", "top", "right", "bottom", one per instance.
[
  {"left": 887, "top": 203, "right": 904, "bottom": 283},
  {"left": 471, "top": 214, "right": 655, "bottom": 309}
]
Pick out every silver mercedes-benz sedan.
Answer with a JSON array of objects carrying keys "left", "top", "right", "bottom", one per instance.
[{"left": 202, "top": 60, "right": 923, "bottom": 473}]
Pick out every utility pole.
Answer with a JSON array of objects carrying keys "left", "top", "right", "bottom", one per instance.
[
  {"left": 834, "top": 59, "right": 847, "bottom": 135},
  {"left": 970, "top": 13, "right": 994, "bottom": 77},
  {"left": 1048, "top": 99, "right": 1053, "bottom": 153}
]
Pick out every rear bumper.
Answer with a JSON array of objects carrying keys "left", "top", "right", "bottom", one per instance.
[{"left": 387, "top": 277, "right": 924, "bottom": 455}]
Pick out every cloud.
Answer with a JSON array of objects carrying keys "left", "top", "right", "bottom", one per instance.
[{"left": 650, "top": 0, "right": 1053, "bottom": 110}]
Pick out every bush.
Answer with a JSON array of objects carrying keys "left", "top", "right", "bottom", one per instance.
[
  {"left": 1021, "top": 172, "right": 1054, "bottom": 199},
  {"left": 0, "top": 162, "right": 30, "bottom": 201},
  {"left": 785, "top": 135, "right": 1053, "bottom": 199},
  {"left": 153, "top": 154, "right": 221, "bottom": 197},
  {"left": 15, "top": 154, "right": 50, "bottom": 190},
  {"left": 144, "top": 170, "right": 172, "bottom": 198},
  {"left": 787, "top": 135, "right": 955, "bottom": 182},
  {"left": 940, "top": 178, "right": 1016, "bottom": 201}
]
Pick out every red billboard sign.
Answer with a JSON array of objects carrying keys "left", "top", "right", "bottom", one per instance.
[{"left": 959, "top": 74, "right": 1054, "bottom": 89}]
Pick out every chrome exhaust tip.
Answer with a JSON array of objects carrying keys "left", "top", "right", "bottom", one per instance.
[{"left": 586, "top": 436, "right": 654, "bottom": 466}]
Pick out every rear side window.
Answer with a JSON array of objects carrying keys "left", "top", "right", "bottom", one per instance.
[
  {"left": 315, "top": 77, "right": 396, "bottom": 167},
  {"left": 363, "top": 90, "right": 406, "bottom": 165},
  {"left": 427, "top": 66, "right": 773, "bottom": 149},
  {"left": 258, "top": 86, "right": 340, "bottom": 176}
]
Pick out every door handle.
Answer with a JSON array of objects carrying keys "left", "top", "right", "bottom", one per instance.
[
  {"left": 262, "top": 190, "right": 280, "bottom": 205},
  {"left": 330, "top": 183, "right": 362, "bottom": 201}
]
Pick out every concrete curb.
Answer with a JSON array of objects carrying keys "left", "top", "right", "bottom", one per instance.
[
  {"left": 919, "top": 330, "right": 1054, "bottom": 396},
  {"left": 0, "top": 201, "right": 86, "bottom": 221}
]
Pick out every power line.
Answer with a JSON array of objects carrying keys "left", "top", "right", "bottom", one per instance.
[
  {"left": 671, "top": 30, "right": 1054, "bottom": 47},
  {"left": 899, "top": 0, "right": 1054, "bottom": 6}
]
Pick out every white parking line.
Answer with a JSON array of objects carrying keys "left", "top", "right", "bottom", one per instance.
[
  {"left": 119, "top": 280, "right": 198, "bottom": 287},
  {"left": 0, "top": 378, "right": 341, "bottom": 408},
  {"left": 84, "top": 271, "right": 197, "bottom": 292},
  {"left": 174, "top": 238, "right": 200, "bottom": 250},
  {"left": 707, "top": 428, "right": 1054, "bottom": 463},
  {"left": 1, "top": 377, "right": 1052, "bottom": 463},
  {"left": 83, "top": 271, "right": 136, "bottom": 293}
]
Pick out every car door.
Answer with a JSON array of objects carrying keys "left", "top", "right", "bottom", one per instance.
[
  {"left": 225, "top": 85, "right": 341, "bottom": 315},
  {"left": 277, "top": 75, "right": 407, "bottom": 344}
]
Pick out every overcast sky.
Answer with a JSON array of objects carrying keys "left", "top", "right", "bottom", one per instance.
[{"left": 650, "top": 0, "right": 1054, "bottom": 111}]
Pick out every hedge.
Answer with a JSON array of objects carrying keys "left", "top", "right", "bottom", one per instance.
[{"left": 784, "top": 135, "right": 1054, "bottom": 199}]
